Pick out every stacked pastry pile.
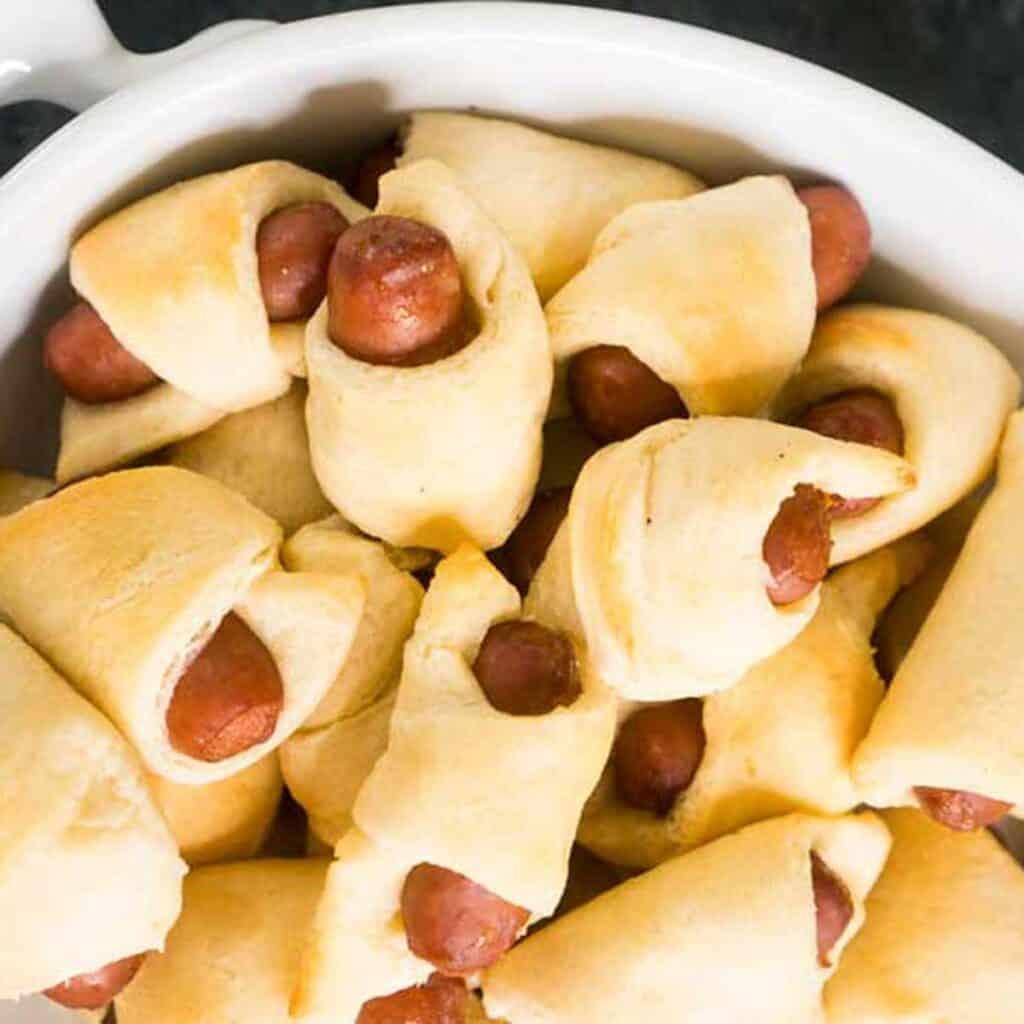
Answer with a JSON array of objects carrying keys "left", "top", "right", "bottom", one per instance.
[{"left": 1, "top": 112, "right": 1022, "bottom": 1024}]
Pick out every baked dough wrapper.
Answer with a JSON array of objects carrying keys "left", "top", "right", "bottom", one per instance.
[
  {"left": 0, "top": 466, "right": 365, "bottom": 784},
  {"left": 773, "top": 304, "right": 1020, "bottom": 565},
  {"left": 825, "top": 808, "right": 1024, "bottom": 1024},
  {"left": 0, "top": 471, "right": 53, "bottom": 516},
  {"left": 305, "top": 158, "right": 551, "bottom": 552},
  {"left": 278, "top": 515, "right": 429, "bottom": 845},
  {"left": 483, "top": 812, "right": 890, "bottom": 1024},
  {"left": 115, "top": 858, "right": 328, "bottom": 1024},
  {"left": 528, "top": 416, "right": 913, "bottom": 701},
  {"left": 853, "top": 410, "right": 1024, "bottom": 811},
  {"left": 545, "top": 175, "right": 817, "bottom": 419},
  {"left": 292, "top": 546, "right": 617, "bottom": 1023},
  {"left": 146, "top": 753, "right": 283, "bottom": 867},
  {"left": 577, "top": 537, "right": 930, "bottom": 870},
  {"left": 58, "top": 161, "right": 367, "bottom": 482},
  {"left": 0, "top": 626, "right": 185, "bottom": 1000},
  {"left": 399, "top": 111, "right": 704, "bottom": 300},
  {"left": 167, "top": 382, "right": 333, "bottom": 535}
]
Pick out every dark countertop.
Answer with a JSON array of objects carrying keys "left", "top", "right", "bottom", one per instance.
[{"left": 3, "top": 0, "right": 1023, "bottom": 175}]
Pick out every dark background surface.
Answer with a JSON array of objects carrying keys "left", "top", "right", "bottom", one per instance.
[{"left": 2, "top": 0, "right": 1023, "bottom": 176}]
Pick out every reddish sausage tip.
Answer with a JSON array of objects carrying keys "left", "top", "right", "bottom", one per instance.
[
  {"left": 401, "top": 863, "right": 529, "bottom": 975},
  {"left": 257, "top": 202, "right": 349, "bottom": 321},
  {"left": 811, "top": 852, "right": 853, "bottom": 967},
  {"left": 43, "top": 954, "right": 146, "bottom": 1010},
  {"left": 166, "top": 612, "right": 284, "bottom": 762},
  {"left": 352, "top": 139, "right": 401, "bottom": 209},
  {"left": 567, "top": 345, "right": 688, "bottom": 445},
  {"left": 356, "top": 974, "right": 468, "bottom": 1024},
  {"left": 473, "top": 620, "right": 581, "bottom": 717},
  {"left": 496, "top": 487, "right": 572, "bottom": 595},
  {"left": 913, "top": 786, "right": 1013, "bottom": 831},
  {"left": 763, "top": 484, "right": 832, "bottom": 605},
  {"left": 43, "top": 302, "right": 158, "bottom": 405},
  {"left": 327, "top": 215, "right": 469, "bottom": 367},
  {"left": 797, "top": 184, "right": 872, "bottom": 311},
  {"left": 613, "top": 699, "right": 706, "bottom": 816},
  {"left": 797, "top": 390, "right": 904, "bottom": 519}
]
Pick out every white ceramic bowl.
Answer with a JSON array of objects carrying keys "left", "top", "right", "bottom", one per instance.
[{"left": 1, "top": 1, "right": 1023, "bottom": 1019}]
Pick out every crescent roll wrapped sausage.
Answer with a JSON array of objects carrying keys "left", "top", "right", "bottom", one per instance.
[
  {"left": 578, "top": 537, "right": 930, "bottom": 870},
  {"left": 0, "top": 626, "right": 185, "bottom": 1002},
  {"left": 398, "top": 111, "right": 704, "bottom": 300},
  {"left": 278, "top": 516, "right": 429, "bottom": 845},
  {"left": 292, "top": 546, "right": 616, "bottom": 1023},
  {"left": 54, "top": 161, "right": 366, "bottom": 482},
  {"left": 825, "top": 808, "right": 1024, "bottom": 1023},
  {"left": 545, "top": 176, "right": 817, "bottom": 429},
  {"left": 774, "top": 305, "right": 1019, "bottom": 564},
  {"left": 0, "top": 467, "right": 364, "bottom": 784},
  {"left": 115, "top": 859, "right": 328, "bottom": 1024},
  {"left": 483, "top": 812, "right": 890, "bottom": 1024},
  {"left": 305, "top": 159, "right": 551, "bottom": 551},
  {"left": 167, "top": 383, "right": 332, "bottom": 534},
  {"left": 528, "top": 417, "right": 913, "bottom": 701},
  {"left": 854, "top": 411, "right": 1024, "bottom": 829},
  {"left": 145, "top": 754, "right": 283, "bottom": 867}
]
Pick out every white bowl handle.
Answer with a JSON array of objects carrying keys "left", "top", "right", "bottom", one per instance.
[{"left": 0, "top": 0, "right": 275, "bottom": 111}]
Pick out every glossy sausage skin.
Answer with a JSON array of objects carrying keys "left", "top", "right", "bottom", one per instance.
[
  {"left": 567, "top": 345, "right": 688, "bottom": 445},
  {"left": 473, "top": 620, "right": 581, "bottom": 717},
  {"left": 43, "top": 954, "right": 146, "bottom": 1010},
  {"left": 613, "top": 699, "right": 706, "bottom": 816},
  {"left": 914, "top": 786, "right": 1013, "bottom": 831},
  {"left": 257, "top": 202, "right": 349, "bottom": 321},
  {"left": 797, "top": 185, "right": 872, "bottom": 311},
  {"left": 811, "top": 852, "right": 853, "bottom": 967},
  {"left": 797, "top": 390, "right": 904, "bottom": 518},
  {"left": 401, "top": 863, "right": 529, "bottom": 975},
  {"left": 352, "top": 139, "right": 401, "bottom": 209},
  {"left": 166, "top": 612, "right": 284, "bottom": 762},
  {"left": 496, "top": 487, "right": 571, "bottom": 595},
  {"left": 43, "top": 302, "right": 158, "bottom": 404},
  {"left": 327, "top": 215, "right": 469, "bottom": 367},
  {"left": 357, "top": 973, "right": 468, "bottom": 1024},
  {"left": 763, "top": 484, "right": 832, "bottom": 605}
]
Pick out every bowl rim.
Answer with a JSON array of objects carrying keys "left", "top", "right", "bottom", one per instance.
[{"left": 1, "top": 0, "right": 1022, "bottom": 218}]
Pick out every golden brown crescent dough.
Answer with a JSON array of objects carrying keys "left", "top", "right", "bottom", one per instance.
[
  {"left": 0, "top": 625, "right": 185, "bottom": 1000},
  {"left": 0, "top": 466, "right": 365, "bottom": 784},
  {"left": 58, "top": 161, "right": 367, "bottom": 482},
  {"left": 774, "top": 304, "right": 1019, "bottom": 565},
  {"left": 145, "top": 754, "right": 283, "bottom": 867},
  {"left": 305, "top": 159, "right": 551, "bottom": 552},
  {"left": 278, "top": 515, "right": 429, "bottom": 845},
  {"left": 825, "top": 808, "right": 1024, "bottom": 1023},
  {"left": 578, "top": 536, "right": 930, "bottom": 870},
  {"left": 167, "top": 383, "right": 333, "bottom": 534},
  {"left": 292, "top": 546, "right": 617, "bottom": 1023},
  {"left": 527, "top": 417, "right": 913, "bottom": 701},
  {"left": 854, "top": 410, "right": 1024, "bottom": 813},
  {"left": 115, "top": 859, "right": 328, "bottom": 1024},
  {"left": 546, "top": 176, "right": 817, "bottom": 420},
  {"left": 483, "top": 812, "right": 890, "bottom": 1024},
  {"left": 399, "top": 111, "right": 703, "bottom": 300}
]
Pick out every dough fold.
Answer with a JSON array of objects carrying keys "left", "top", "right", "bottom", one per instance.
[
  {"left": 0, "top": 626, "right": 185, "bottom": 1000},
  {"left": 305, "top": 159, "right": 552, "bottom": 552},
  {"left": 774, "top": 304, "right": 1019, "bottom": 564},
  {"left": 0, "top": 467, "right": 364, "bottom": 783},
  {"left": 399, "top": 111, "right": 703, "bottom": 299},
  {"left": 483, "top": 812, "right": 890, "bottom": 1024},
  {"left": 546, "top": 176, "right": 817, "bottom": 418},
  {"left": 853, "top": 410, "right": 1024, "bottom": 811}
]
